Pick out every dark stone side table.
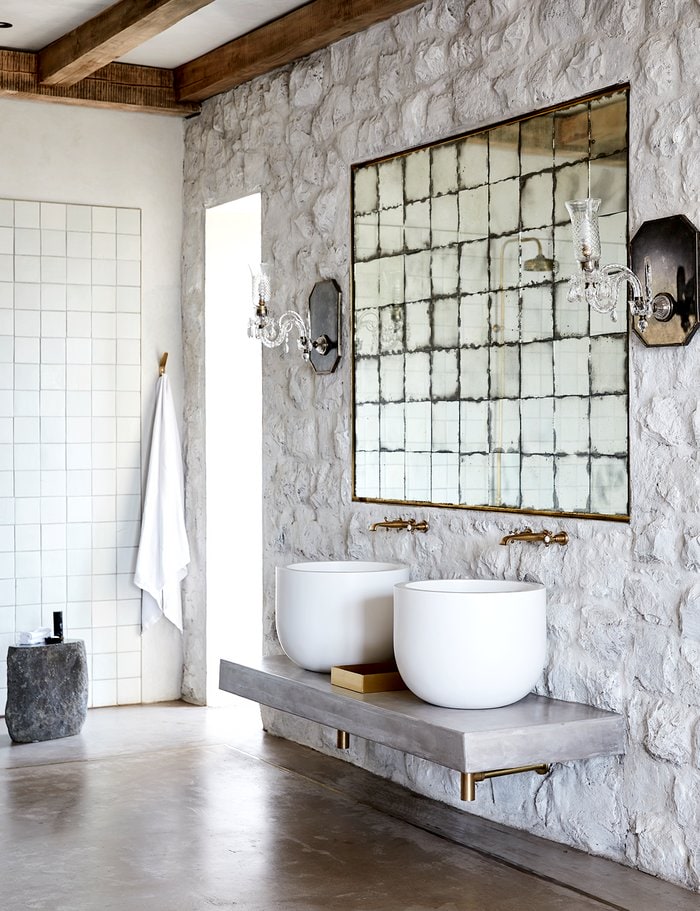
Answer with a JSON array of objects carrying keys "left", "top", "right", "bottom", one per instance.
[{"left": 4, "top": 640, "right": 89, "bottom": 743}]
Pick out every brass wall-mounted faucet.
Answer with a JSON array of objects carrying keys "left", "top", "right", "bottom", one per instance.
[
  {"left": 500, "top": 528, "right": 568, "bottom": 547},
  {"left": 369, "top": 517, "right": 429, "bottom": 533}
]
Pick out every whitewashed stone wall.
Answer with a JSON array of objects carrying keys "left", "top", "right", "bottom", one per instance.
[{"left": 181, "top": 0, "right": 700, "bottom": 891}]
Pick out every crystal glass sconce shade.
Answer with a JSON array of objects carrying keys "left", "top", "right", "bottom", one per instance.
[{"left": 566, "top": 198, "right": 602, "bottom": 264}]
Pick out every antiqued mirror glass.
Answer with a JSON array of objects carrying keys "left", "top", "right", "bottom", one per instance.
[{"left": 352, "top": 87, "right": 629, "bottom": 520}]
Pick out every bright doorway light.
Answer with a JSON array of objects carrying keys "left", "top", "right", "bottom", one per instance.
[{"left": 204, "top": 194, "right": 262, "bottom": 705}]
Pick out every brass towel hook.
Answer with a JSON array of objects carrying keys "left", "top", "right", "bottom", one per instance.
[{"left": 159, "top": 352, "right": 168, "bottom": 376}]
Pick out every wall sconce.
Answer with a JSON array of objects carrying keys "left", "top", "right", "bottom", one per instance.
[
  {"left": 248, "top": 264, "right": 341, "bottom": 373},
  {"left": 565, "top": 199, "right": 700, "bottom": 346}
]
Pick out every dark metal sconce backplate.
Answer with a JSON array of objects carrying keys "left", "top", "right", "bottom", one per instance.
[
  {"left": 308, "top": 279, "right": 341, "bottom": 374},
  {"left": 630, "top": 214, "right": 700, "bottom": 346}
]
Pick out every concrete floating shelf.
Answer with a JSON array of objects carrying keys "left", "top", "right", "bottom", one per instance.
[{"left": 219, "top": 655, "right": 626, "bottom": 801}]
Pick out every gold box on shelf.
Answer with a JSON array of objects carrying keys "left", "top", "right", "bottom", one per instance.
[{"left": 330, "top": 662, "right": 406, "bottom": 693}]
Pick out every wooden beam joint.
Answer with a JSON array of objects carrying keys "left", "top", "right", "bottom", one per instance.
[{"left": 1, "top": 49, "right": 199, "bottom": 116}]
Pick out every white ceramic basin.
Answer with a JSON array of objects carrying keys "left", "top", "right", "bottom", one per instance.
[
  {"left": 276, "top": 561, "right": 410, "bottom": 672},
  {"left": 393, "top": 579, "right": 546, "bottom": 709}
]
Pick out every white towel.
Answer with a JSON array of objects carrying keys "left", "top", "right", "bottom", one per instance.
[
  {"left": 18, "top": 627, "right": 51, "bottom": 646},
  {"left": 135, "top": 373, "right": 190, "bottom": 632}
]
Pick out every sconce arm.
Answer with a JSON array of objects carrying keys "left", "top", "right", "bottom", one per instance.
[
  {"left": 568, "top": 260, "right": 673, "bottom": 332},
  {"left": 601, "top": 262, "right": 643, "bottom": 300},
  {"left": 249, "top": 308, "right": 312, "bottom": 358}
]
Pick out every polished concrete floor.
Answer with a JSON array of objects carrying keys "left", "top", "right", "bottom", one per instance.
[{"left": 1, "top": 699, "right": 697, "bottom": 911}]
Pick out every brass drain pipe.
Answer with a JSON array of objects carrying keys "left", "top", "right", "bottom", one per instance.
[
  {"left": 461, "top": 764, "right": 550, "bottom": 801},
  {"left": 335, "top": 729, "right": 548, "bottom": 797}
]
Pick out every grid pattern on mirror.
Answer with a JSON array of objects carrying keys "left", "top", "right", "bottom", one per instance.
[
  {"left": 353, "top": 90, "right": 629, "bottom": 518},
  {"left": 0, "top": 199, "right": 142, "bottom": 712}
]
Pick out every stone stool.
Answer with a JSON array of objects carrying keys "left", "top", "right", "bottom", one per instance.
[{"left": 4, "top": 640, "right": 89, "bottom": 743}]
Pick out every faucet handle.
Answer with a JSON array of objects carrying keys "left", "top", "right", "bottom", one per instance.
[
  {"left": 407, "top": 519, "right": 429, "bottom": 533},
  {"left": 541, "top": 529, "right": 569, "bottom": 546}
]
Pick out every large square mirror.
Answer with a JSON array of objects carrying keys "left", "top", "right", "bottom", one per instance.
[{"left": 351, "top": 86, "right": 629, "bottom": 520}]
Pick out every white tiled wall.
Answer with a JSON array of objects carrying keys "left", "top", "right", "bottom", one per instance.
[{"left": 0, "top": 198, "right": 142, "bottom": 710}]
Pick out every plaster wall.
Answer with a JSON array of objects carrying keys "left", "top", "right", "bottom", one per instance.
[
  {"left": 0, "top": 98, "right": 186, "bottom": 702},
  {"left": 181, "top": 0, "right": 700, "bottom": 890}
]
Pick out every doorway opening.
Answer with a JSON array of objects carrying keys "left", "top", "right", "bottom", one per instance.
[{"left": 204, "top": 194, "right": 262, "bottom": 706}]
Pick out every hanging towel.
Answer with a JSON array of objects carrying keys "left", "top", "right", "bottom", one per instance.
[{"left": 135, "top": 373, "right": 190, "bottom": 632}]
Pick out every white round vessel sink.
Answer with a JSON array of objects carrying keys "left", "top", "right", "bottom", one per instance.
[
  {"left": 276, "top": 561, "right": 410, "bottom": 673},
  {"left": 394, "top": 579, "right": 546, "bottom": 709}
]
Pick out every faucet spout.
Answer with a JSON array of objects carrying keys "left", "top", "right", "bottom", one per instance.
[{"left": 499, "top": 528, "right": 568, "bottom": 547}]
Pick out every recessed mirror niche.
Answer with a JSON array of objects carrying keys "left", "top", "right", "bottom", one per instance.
[{"left": 351, "top": 87, "right": 629, "bottom": 520}]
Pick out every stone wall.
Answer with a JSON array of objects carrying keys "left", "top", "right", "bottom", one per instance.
[{"left": 182, "top": 0, "right": 700, "bottom": 890}]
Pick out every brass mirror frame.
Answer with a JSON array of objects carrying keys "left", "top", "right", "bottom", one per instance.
[{"left": 350, "top": 85, "right": 631, "bottom": 522}]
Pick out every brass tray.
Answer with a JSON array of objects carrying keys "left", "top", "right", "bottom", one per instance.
[{"left": 330, "top": 661, "right": 406, "bottom": 693}]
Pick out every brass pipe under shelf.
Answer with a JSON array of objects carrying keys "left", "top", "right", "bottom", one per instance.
[
  {"left": 337, "top": 730, "right": 350, "bottom": 750},
  {"left": 460, "top": 764, "right": 550, "bottom": 801}
]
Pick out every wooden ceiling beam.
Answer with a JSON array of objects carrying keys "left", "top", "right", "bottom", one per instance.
[
  {"left": 175, "top": 0, "right": 425, "bottom": 103},
  {"left": 0, "top": 50, "right": 199, "bottom": 116},
  {"left": 39, "top": 0, "right": 215, "bottom": 88}
]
